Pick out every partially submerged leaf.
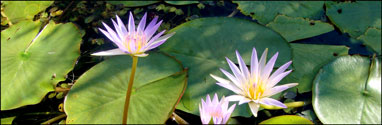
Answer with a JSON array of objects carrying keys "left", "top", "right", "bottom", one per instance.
[
  {"left": 281, "top": 43, "right": 349, "bottom": 93},
  {"left": 326, "top": 1, "right": 381, "bottom": 38},
  {"left": 357, "top": 28, "right": 381, "bottom": 55},
  {"left": 234, "top": 1, "right": 325, "bottom": 24},
  {"left": 2, "top": 1, "right": 53, "bottom": 23},
  {"left": 267, "top": 15, "right": 334, "bottom": 42}
]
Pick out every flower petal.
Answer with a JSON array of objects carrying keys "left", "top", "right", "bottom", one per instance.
[
  {"left": 99, "top": 28, "right": 117, "bottom": 44},
  {"left": 269, "top": 61, "right": 292, "bottom": 80},
  {"left": 137, "top": 12, "right": 147, "bottom": 33},
  {"left": 91, "top": 48, "right": 127, "bottom": 56},
  {"left": 261, "top": 52, "right": 278, "bottom": 80},
  {"left": 102, "top": 22, "right": 122, "bottom": 43},
  {"left": 145, "top": 16, "right": 158, "bottom": 32},
  {"left": 128, "top": 11, "right": 135, "bottom": 34},
  {"left": 146, "top": 32, "right": 175, "bottom": 50},
  {"left": 250, "top": 47, "right": 259, "bottom": 79},
  {"left": 258, "top": 48, "right": 268, "bottom": 76},
  {"left": 263, "top": 83, "right": 298, "bottom": 97},
  {"left": 216, "top": 82, "right": 242, "bottom": 95},
  {"left": 213, "top": 117, "right": 223, "bottom": 124},
  {"left": 236, "top": 50, "right": 250, "bottom": 78},
  {"left": 200, "top": 103, "right": 211, "bottom": 124},
  {"left": 111, "top": 19, "right": 124, "bottom": 41},
  {"left": 225, "top": 95, "right": 245, "bottom": 102},
  {"left": 223, "top": 103, "right": 236, "bottom": 124},
  {"left": 212, "top": 93, "right": 219, "bottom": 104},
  {"left": 148, "top": 32, "right": 175, "bottom": 44},
  {"left": 268, "top": 70, "right": 292, "bottom": 88},
  {"left": 248, "top": 101, "right": 260, "bottom": 117},
  {"left": 226, "top": 57, "right": 245, "bottom": 83},
  {"left": 219, "top": 68, "right": 241, "bottom": 89},
  {"left": 206, "top": 94, "right": 212, "bottom": 106},
  {"left": 259, "top": 98, "right": 286, "bottom": 108},
  {"left": 115, "top": 15, "right": 127, "bottom": 36},
  {"left": 134, "top": 53, "right": 148, "bottom": 57},
  {"left": 238, "top": 97, "right": 252, "bottom": 105},
  {"left": 145, "top": 20, "right": 163, "bottom": 41},
  {"left": 211, "top": 74, "right": 242, "bottom": 94}
]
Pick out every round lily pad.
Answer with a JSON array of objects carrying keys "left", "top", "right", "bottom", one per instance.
[
  {"left": 159, "top": 17, "right": 292, "bottom": 117},
  {"left": 313, "top": 55, "right": 381, "bottom": 124},
  {"left": 1, "top": 20, "right": 83, "bottom": 110},
  {"left": 260, "top": 115, "right": 313, "bottom": 124},
  {"left": 64, "top": 52, "right": 187, "bottom": 124}
]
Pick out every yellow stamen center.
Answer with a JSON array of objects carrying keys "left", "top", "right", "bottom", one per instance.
[
  {"left": 124, "top": 32, "right": 146, "bottom": 53},
  {"left": 210, "top": 110, "right": 223, "bottom": 118},
  {"left": 246, "top": 79, "right": 265, "bottom": 100}
]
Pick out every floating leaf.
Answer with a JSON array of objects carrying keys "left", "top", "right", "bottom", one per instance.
[
  {"left": 64, "top": 53, "right": 187, "bottom": 124},
  {"left": 1, "top": 20, "right": 83, "bottom": 110},
  {"left": 267, "top": 15, "right": 334, "bottom": 42},
  {"left": 357, "top": 28, "right": 381, "bottom": 55},
  {"left": 165, "top": 1, "right": 199, "bottom": 5},
  {"left": 1, "top": 117, "right": 15, "bottom": 124},
  {"left": 313, "top": 56, "right": 381, "bottom": 124},
  {"left": 281, "top": 44, "right": 348, "bottom": 93},
  {"left": 2, "top": 1, "right": 53, "bottom": 24},
  {"left": 326, "top": 1, "right": 381, "bottom": 38},
  {"left": 160, "top": 17, "right": 292, "bottom": 117},
  {"left": 260, "top": 115, "right": 313, "bottom": 124},
  {"left": 234, "top": 1, "right": 324, "bottom": 24},
  {"left": 107, "top": 1, "right": 159, "bottom": 7}
]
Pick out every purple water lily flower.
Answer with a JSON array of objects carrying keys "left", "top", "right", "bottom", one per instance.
[
  {"left": 199, "top": 93, "right": 236, "bottom": 124},
  {"left": 210, "top": 48, "right": 298, "bottom": 117},
  {"left": 92, "top": 12, "right": 175, "bottom": 57}
]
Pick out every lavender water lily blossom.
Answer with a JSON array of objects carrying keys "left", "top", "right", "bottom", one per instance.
[
  {"left": 210, "top": 48, "right": 298, "bottom": 117},
  {"left": 199, "top": 93, "right": 236, "bottom": 124},
  {"left": 92, "top": 12, "right": 175, "bottom": 57}
]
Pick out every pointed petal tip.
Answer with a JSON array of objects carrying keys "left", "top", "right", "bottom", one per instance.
[
  {"left": 134, "top": 53, "right": 149, "bottom": 57},
  {"left": 91, "top": 49, "right": 127, "bottom": 56}
]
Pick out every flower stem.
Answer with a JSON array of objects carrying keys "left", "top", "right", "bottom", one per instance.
[
  {"left": 41, "top": 114, "right": 66, "bottom": 124},
  {"left": 261, "top": 101, "right": 305, "bottom": 110},
  {"left": 122, "top": 56, "right": 138, "bottom": 124},
  {"left": 171, "top": 112, "right": 188, "bottom": 124}
]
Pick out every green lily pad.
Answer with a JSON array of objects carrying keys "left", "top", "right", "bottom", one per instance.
[
  {"left": 281, "top": 44, "right": 349, "bottom": 93},
  {"left": 165, "top": 1, "right": 199, "bottom": 5},
  {"left": 2, "top": 1, "right": 53, "bottom": 24},
  {"left": 160, "top": 17, "right": 292, "bottom": 117},
  {"left": 1, "top": 20, "right": 83, "bottom": 110},
  {"left": 64, "top": 53, "right": 187, "bottom": 124},
  {"left": 313, "top": 55, "right": 381, "bottom": 124},
  {"left": 357, "top": 28, "right": 381, "bottom": 55},
  {"left": 267, "top": 15, "right": 334, "bottom": 42},
  {"left": 107, "top": 1, "right": 159, "bottom": 7},
  {"left": 234, "top": 1, "right": 324, "bottom": 25},
  {"left": 1, "top": 117, "right": 15, "bottom": 124},
  {"left": 326, "top": 1, "right": 381, "bottom": 38},
  {"left": 260, "top": 115, "right": 313, "bottom": 124}
]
